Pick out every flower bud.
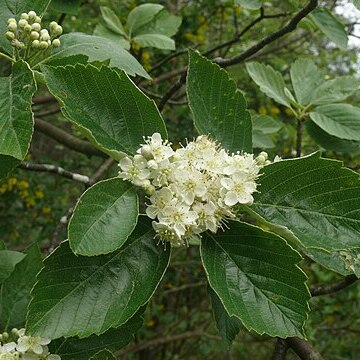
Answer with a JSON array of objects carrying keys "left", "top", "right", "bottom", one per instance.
[
  {"left": 32, "top": 39, "right": 40, "bottom": 48},
  {"left": 7, "top": 22, "right": 17, "bottom": 31},
  {"left": 141, "top": 145, "right": 153, "bottom": 160},
  {"left": 31, "top": 23, "right": 41, "bottom": 32},
  {"left": 40, "top": 32, "right": 50, "bottom": 41},
  {"left": 28, "top": 11, "right": 37, "bottom": 19},
  {"left": 11, "top": 328, "right": 19, "bottom": 337},
  {"left": 17, "top": 41, "right": 25, "bottom": 49},
  {"left": 50, "top": 21, "right": 58, "bottom": 30},
  {"left": 259, "top": 151, "right": 268, "bottom": 160},
  {"left": 5, "top": 31, "right": 15, "bottom": 40},
  {"left": 24, "top": 24, "right": 32, "bottom": 32},
  {"left": 256, "top": 155, "right": 266, "bottom": 165},
  {"left": 52, "top": 38, "right": 61, "bottom": 47},
  {"left": 2, "top": 332, "right": 9, "bottom": 340},
  {"left": 55, "top": 25, "right": 63, "bottom": 36},
  {"left": 39, "top": 40, "right": 49, "bottom": 49},
  {"left": 34, "top": 16, "right": 42, "bottom": 23},
  {"left": 21, "top": 13, "right": 29, "bottom": 20},
  {"left": 30, "top": 31, "right": 39, "bottom": 40},
  {"left": 7, "top": 18, "right": 16, "bottom": 24},
  {"left": 18, "top": 19, "right": 28, "bottom": 28}
]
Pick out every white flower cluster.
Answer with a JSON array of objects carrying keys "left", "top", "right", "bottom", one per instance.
[
  {"left": 0, "top": 328, "right": 60, "bottom": 360},
  {"left": 5, "top": 11, "right": 62, "bottom": 53},
  {"left": 119, "top": 133, "right": 269, "bottom": 246}
]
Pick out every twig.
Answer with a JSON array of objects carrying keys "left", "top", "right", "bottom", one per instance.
[
  {"left": 34, "top": 118, "right": 106, "bottom": 158},
  {"left": 19, "top": 162, "right": 90, "bottom": 184},
  {"left": 32, "top": 95, "right": 57, "bottom": 105},
  {"left": 286, "top": 337, "right": 324, "bottom": 360},
  {"left": 88, "top": 157, "right": 116, "bottom": 186},
  {"left": 296, "top": 119, "right": 302, "bottom": 157},
  {"left": 311, "top": 274, "right": 358, "bottom": 297},
  {"left": 271, "top": 338, "right": 289, "bottom": 360},
  {"left": 35, "top": 107, "right": 61, "bottom": 117}
]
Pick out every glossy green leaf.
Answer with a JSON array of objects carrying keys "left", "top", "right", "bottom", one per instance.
[
  {"left": 44, "top": 33, "right": 149, "bottom": 79},
  {"left": 133, "top": 34, "right": 175, "bottom": 50},
  {"left": 310, "top": 104, "right": 360, "bottom": 141},
  {"left": 100, "top": 7, "right": 126, "bottom": 36},
  {"left": 208, "top": 286, "right": 242, "bottom": 346},
  {"left": 0, "top": 250, "right": 25, "bottom": 283},
  {"left": 69, "top": 178, "right": 138, "bottom": 256},
  {"left": 290, "top": 58, "right": 324, "bottom": 105},
  {"left": 187, "top": 50, "right": 252, "bottom": 153},
  {"left": 310, "top": 7, "right": 348, "bottom": 49},
  {"left": 246, "top": 62, "right": 290, "bottom": 107},
  {"left": 252, "top": 153, "right": 360, "bottom": 251},
  {"left": 93, "top": 23, "right": 131, "bottom": 50},
  {"left": 311, "top": 76, "right": 360, "bottom": 105},
  {"left": 0, "top": 244, "right": 42, "bottom": 330},
  {"left": 252, "top": 114, "right": 282, "bottom": 134},
  {"left": 26, "top": 219, "right": 170, "bottom": 339},
  {"left": 0, "top": 61, "right": 36, "bottom": 160},
  {"left": 201, "top": 221, "right": 309, "bottom": 338},
  {"left": 0, "top": 0, "right": 51, "bottom": 52},
  {"left": 0, "top": 155, "right": 20, "bottom": 183},
  {"left": 127, "top": 4, "right": 163, "bottom": 35},
  {"left": 135, "top": 9, "right": 182, "bottom": 37},
  {"left": 90, "top": 350, "right": 116, "bottom": 359},
  {"left": 306, "top": 121, "right": 360, "bottom": 154},
  {"left": 50, "top": 0, "right": 80, "bottom": 14},
  {"left": 234, "top": 0, "right": 262, "bottom": 9},
  {"left": 42, "top": 63, "right": 167, "bottom": 159},
  {"left": 52, "top": 309, "right": 143, "bottom": 360}
]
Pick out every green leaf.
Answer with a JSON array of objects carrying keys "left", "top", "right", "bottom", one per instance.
[
  {"left": 0, "top": 241, "right": 5, "bottom": 250},
  {"left": 246, "top": 62, "right": 290, "bottom": 107},
  {"left": 51, "top": 309, "right": 143, "bottom": 359},
  {"left": 252, "top": 153, "right": 360, "bottom": 251},
  {"left": 100, "top": 7, "right": 126, "bottom": 36},
  {"left": 133, "top": 34, "right": 175, "bottom": 50},
  {"left": 90, "top": 350, "right": 116, "bottom": 360},
  {"left": 93, "top": 23, "right": 131, "bottom": 50},
  {"left": 26, "top": 219, "right": 170, "bottom": 339},
  {"left": 42, "top": 63, "right": 167, "bottom": 159},
  {"left": 0, "top": 155, "right": 20, "bottom": 183},
  {"left": 234, "top": 0, "right": 262, "bottom": 9},
  {"left": 0, "top": 0, "right": 51, "bottom": 53},
  {"left": 252, "top": 114, "right": 282, "bottom": 134},
  {"left": 208, "top": 286, "right": 242, "bottom": 346},
  {"left": 290, "top": 58, "right": 324, "bottom": 105},
  {"left": 354, "top": 0, "right": 360, "bottom": 11},
  {"left": 135, "top": 9, "right": 182, "bottom": 37},
  {"left": 0, "top": 61, "right": 37, "bottom": 160},
  {"left": 310, "top": 7, "right": 348, "bottom": 49},
  {"left": 50, "top": 0, "right": 80, "bottom": 15},
  {"left": 45, "top": 33, "right": 149, "bottom": 79},
  {"left": 127, "top": 4, "right": 164, "bottom": 36},
  {"left": 311, "top": 76, "right": 360, "bottom": 105},
  {"left": 0, "top": 250, "right": 25, "bottom": 283},
  {"left": 69, "top": 178, "right": 138, "bottom": 256},
  {"left": 0, "top": 244, "right": 42, "bottom": 330},
  {"left": 187, "top": 50, "right": 252, "bottom": 153},
  {"left": 306, "top": 121, "right": 360, "bottom": 154},
  {"left": 309, "top": 104, "right": 360, "bottom": 141},
  {"left": 201, "top": 221, "right": 309, "bottom": 338}
]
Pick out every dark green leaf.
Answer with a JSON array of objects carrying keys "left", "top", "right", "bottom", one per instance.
[
  {"left": 26, "top": 219, "right": 170, "bottom": 339},
  {"left": 310, "top": 104, "right": 360, "bottom": 141},
  {"left": 208, "top": 286, "right": 242, "bottom": 346},
  {"left": 44, "top": 33, "right": 149, "bottom": 79},
  {"left": 69, "top": 178, "right": 138, "bottom": 256},
  {"left": 0, "top": 244, "right": 42, "bottom": 330},
  {"left": 100, "top": 7, "right": 126, "bottom": 36},
  {"left": 90, "top": 350, "right": 116, "bottom": 360},
  {"left": 187, "top": 50, "right": 252, "bottom": 153},
  {"left": 252, "top": 153, "right": 360, "bottom": 251},
  {"left": 0, "top": 250, "right": 25, "bottom": 283},
  {"left": 246, "top": 62, "right": 290, "bottom": 107},
  {"left": 0, "top": 61, "right": 36, "bottom": 160},
  {"left": 42, "top": 63, "right": 167, "bottom": 159},
  {"left": 94, "top": 23, "right": 131, "bottom": 50},
  {"left": 0, "top": 155, "right": 20, "bottom": 183},
  {"left": 310, "top": 7, "right": 348, "bottom": 49},
  {"left": 201, "top": 221, "right": 309, "bottom": 338},
  {"left": 127, "top": 4, "right": 164, "bottom": 36},
  {"left": 290, "top": 58, "right": 324, "bottom": 105}
]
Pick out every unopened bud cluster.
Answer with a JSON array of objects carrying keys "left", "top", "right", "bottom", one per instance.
[
  {"left": 5, "top": 11, "right": 62, "bottom": 58},
  {"left": 0, "top": 328, "right": 60, "bottom": 359},
  {"left": 119, "top": 133, "right": 273, "bottom": 246}
]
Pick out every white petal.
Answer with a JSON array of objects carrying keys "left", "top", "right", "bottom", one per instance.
[
  {"left": 146, "top": 205, "right": 158, "bottom": 219},
  {"left": 224, "top": 191, "right": 239, "bottom": 206},
  {"left": 32, "top": 343, "right": 44, "bottom": 355}
]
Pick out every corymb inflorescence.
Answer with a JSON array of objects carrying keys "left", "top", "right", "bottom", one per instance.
[{"left": 119, "top": 133, "right": 274, "bottom": 246}]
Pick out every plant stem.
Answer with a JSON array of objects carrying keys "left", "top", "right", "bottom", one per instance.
[{"left": 0, "top": 51, "right": 15, "bottom": 63}]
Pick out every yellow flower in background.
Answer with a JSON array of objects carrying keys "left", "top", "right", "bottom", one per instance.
[
  {"left": 258, "top": 106, "right": 267, "bottom": 115},
  {"left": 42, "top": 206, "right": 51, "bottom": 215},
  {"left": 17, "top": 180, "right": 29, "bottom": 190},
  {"left": 142, "top": 50, "right": 150, "bottom": 62},
  {"left": 285, "top": 108, "right": 293, "bottom": 116},
  {"left": 35, "top": 190, "right": 44, "bottom": 199},
  {"left": 269, "top": 106, "right": 280, "bottom": 115}
]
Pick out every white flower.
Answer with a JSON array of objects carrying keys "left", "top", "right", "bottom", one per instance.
[
  {"left": 152, "top": 222, "right": 183, "bottom": 246},
  {"left": 139, "top": 133, "right": 174, "bottom": 162},
  {"left": 146, "top": 187, "right": 176, "bottom": 219},
  {"left": 16, "top": 329, "right": 50, "bottom": 355},
  {"left": 119, "top": 155, "right": 150, "bottom": 186},
  {"left": 221, "top": 172, "right": 257, "bottom": 206},
  {"left": 192, "top": 202, "right": 218, "bottom": 233},
  {"left": 0, "top": 353, "right": 17, "bottom": 360}
]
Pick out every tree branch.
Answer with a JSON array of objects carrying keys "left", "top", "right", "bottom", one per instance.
[
  {"left": 34, "top": 118, "right": 106, "bottom": 158},
  {"left": 271, "top": 338, "right": 289, "bottom": 360},
  {"left": 286, "top": 337, "right": 324, "bottom": 360},
  {"left": 19, "top": 161, "right": 90, "bottom": 185},
  {"left": 311, "top": 274, "right": 358, "bottom": 297}
]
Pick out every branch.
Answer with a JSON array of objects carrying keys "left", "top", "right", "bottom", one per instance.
[
  {"left": 286, "top": 337, "right": 324, "bottom": 360},
  {"left": 19, "top": 161, "right": 90, "bottom": 185},
  {"left": 271, "top": 338, "right": 289, "bottom": 360},
  {"left": 34, "top": 118, "right": 106, "bottom": 158},
  {"left": 311, "top": 274, "right": 358, "bottom": 297},
  {"left": 32, "top": 95, "right": 57, "bottom": 105}
]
